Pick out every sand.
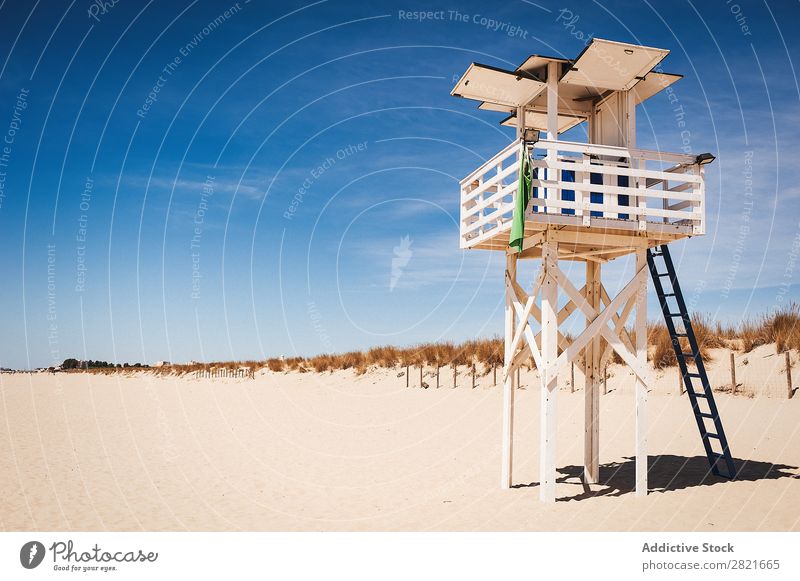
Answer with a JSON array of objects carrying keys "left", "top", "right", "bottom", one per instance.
[{"left": 1, "top": 351, "right": 798, "bottom": 531}]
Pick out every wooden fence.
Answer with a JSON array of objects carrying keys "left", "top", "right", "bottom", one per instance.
[
  {"left": 194, "top": 367, "right": 254, "bottom": 379},
  {"left": 401, "top": 350, "right": 797, "bottom": 399}
]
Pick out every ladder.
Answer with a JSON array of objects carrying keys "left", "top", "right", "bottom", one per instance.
[{"left": 646, "top": 245, "right": 736, "bottom": 479}]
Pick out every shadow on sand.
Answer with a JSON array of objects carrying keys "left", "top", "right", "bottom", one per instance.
[{"left": 513, "top": 455, "right": 798, "bottom": 501}]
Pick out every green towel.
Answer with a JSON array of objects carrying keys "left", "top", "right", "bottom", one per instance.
[{"left": 508, "top": 144, "right": 533, "bottom": 253}]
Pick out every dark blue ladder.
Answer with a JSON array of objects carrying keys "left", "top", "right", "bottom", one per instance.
[{"left": 646, "top": 245, "right": 736, "bottom": 479}]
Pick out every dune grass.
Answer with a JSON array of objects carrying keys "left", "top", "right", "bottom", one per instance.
[
  {"left": 272, "top": 304, "right": 798, "bottom": 374},
  {"left": 76, "top": 305, "right": 799, "bottom": 376}
]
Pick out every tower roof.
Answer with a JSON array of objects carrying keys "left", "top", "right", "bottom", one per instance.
[{"left": 451, "top": 38, "right": 682, "bottom": 132}]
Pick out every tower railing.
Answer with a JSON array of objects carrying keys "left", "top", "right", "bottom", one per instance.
[{"left": 460, "top": 139, "right": 705, "bottom": 250}]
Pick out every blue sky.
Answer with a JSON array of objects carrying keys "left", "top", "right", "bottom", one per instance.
[{"left": 0, "top": 0, "right": 798, "bottom": 369}]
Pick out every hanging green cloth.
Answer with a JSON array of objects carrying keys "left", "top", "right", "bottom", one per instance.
[{"left": 508, "top": 144, "right": 533, "bottom": 253}]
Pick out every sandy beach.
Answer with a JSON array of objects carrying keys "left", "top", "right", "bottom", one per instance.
[{"left": 1, "top": 346, "right": 798, "bottom": 532}]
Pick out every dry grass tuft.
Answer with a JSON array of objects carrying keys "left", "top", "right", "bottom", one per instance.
[
  {"left": 648, "top": 314, "right": 725, "bottom": 369},
  {"left": 266, "top": 358, "right": 285, "bottom": 372},
  {"left": 733, "top": 303, "right": 800, "bottom": 353},
  {"left": 767, "top": 303, "right": 800, "bottom": 352}
]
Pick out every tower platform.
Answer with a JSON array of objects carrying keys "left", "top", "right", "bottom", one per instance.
[{"left": 460, "top": 138, "right": 706, "bottom": 261}]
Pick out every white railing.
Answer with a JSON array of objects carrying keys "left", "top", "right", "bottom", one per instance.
[{"left": 460, "top": 138, "right": 706, "bottom": 249}]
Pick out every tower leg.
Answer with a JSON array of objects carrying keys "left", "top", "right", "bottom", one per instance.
[
  {"left": 584, "top": 261, "right": 600, "bottom": 484},
  {"left": 539, "top": 240, "right": 558, "bottom": 502},
  {"left": 635, "top": 250, "right": 648, "bottom": 496},
  {"left": 501, "top": 252, "right": 518, "bottom": 489}
]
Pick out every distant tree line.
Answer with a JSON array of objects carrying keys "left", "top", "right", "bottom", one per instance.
[{"left": 61, "top": 358, "right": 150, "bottom": 370}]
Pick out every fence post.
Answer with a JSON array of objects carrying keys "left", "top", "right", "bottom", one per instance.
[
  {"left": 472, "top": 364, "right": 476, "bottom": 389},
  {"left": 603, "top": 365, "right": 608, "bottom": 395},
  {"left": 453, "top": 365, "right": 457, "bottom": 388},
  {"left": 419, "top": 365, "right": 423, "bottom": 388},
  {"left": 516, "top": 367, "right": 520, "bottom": 389},
  {"left": 786, "top": 351, "right": 793, "bottom": 399},
  {"left": 493, "top": 365, "right": 496, "bottom": 386},
  {"left": 436, "top": 365, "right": 440, "bottom": 388},
  {"left": 730, "top": 351, "right": 736, "bottom": 394},
  {"left": 678, "top": 371, "right": 684, "bottom": 395},
  {"left": 406, "top": 365, "right": 409, "bottom": 388}
]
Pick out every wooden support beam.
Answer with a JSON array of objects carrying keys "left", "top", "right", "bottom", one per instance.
[
  {"left": 557, "top": 248, "right": 610, "bottom": 263},
  {"left": 521, "top": 232, "right": 546, "bottom": 252},
  {"left": 557, "top": 286, "right": 585, "bottom": 324},
  {"left": 544, "top": 60, "right": 559, "bottom": 215},
  {"left": 550, "top": 229, "right": 650, "bottom": 249},
  {"left": 510, "top": 273, "right": 573, "bottom": 362},
  {"left": 505, "top": 285, "right": 544, "bottom": 373},
  {"left": 539, "top": 239, "right": 559, "bottom": 502},
  {"left": 635, "top": 249, "right": 648, "bottom": 496},
  {"left": 584, "top": 261, "right": 600, "bottom": 485},
  {"left": 547, "top": 264, "right": 648, "bottom": 382},
  {"left": 501, "top": 253, "right": 518, "bottom": 489},
  {"left": 600, "top": 283, "right": 637, "bottom": 348},
  {"left": 506, "top": 273, "right": 546, "bottom": 373},
  {"left": 598, "top": 287, "right": 637, "bottom": 371},
  {"left": 555, "top": 266, "right": 647, "bottom": 382},
  {"left": 504, "top": 269, "right": 545, "bottom": 377}
]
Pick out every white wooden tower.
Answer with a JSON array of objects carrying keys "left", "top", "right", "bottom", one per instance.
[{"left": 452, "top": 39, "right": 715, "bottom": 502}]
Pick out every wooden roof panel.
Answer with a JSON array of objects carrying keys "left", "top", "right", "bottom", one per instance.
[
  {"left": 632, "top": 71, "right": 683, "bottom": 104},
  {"left": 500, "top": 110, "right": 586, "bottom": 133},
  {"left": 561, "top": 39, "right": 669, "bottom": 91},
  {"left": 451, "top": 63, "right": 546, "bottom": 108}
]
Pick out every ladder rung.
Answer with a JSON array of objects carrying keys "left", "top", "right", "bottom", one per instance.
[
  {"left": 681, "top": 352, "right": 699, "bottom": 358},
  {"left": 697, "top": 412, "right": 715, "bottom": 419},
  {"left": 668, "top": 312, "right": 687, "bottom": 318},
  {"left": 674, "top": 332, "right": 688, "bottom": 337},
  {"left": 703, "top": 433, "right": 721, "bottom": 439},
  {"left": 690, "top": 392, "right": 708, "bottom": 398},
  {"left": 656, "top": 272, "right": 672, "bottom": 277},
  {"left": 686, "top": 372, "right": 703, "bottom": 378},
  {"left": 662, "top": 293, "right": 676, "bottom": 297}
]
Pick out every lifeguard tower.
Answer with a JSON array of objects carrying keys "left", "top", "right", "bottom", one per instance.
[{"left": 452, "top": 39, "right": 735, "bottom": 502}]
